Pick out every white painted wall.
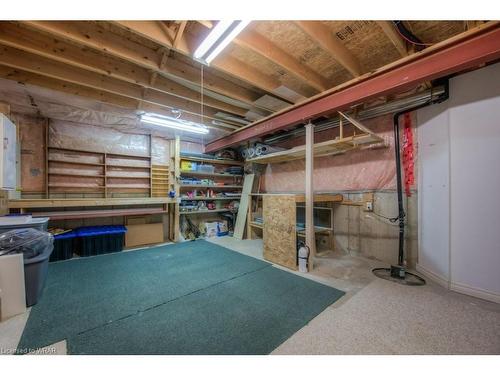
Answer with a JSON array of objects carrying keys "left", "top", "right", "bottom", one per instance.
[
  {"left": 417, "top": 62, "right": 500, "bottom": 302},
  {"left": 417, "top": 102, "right": 450, "bottom": 285}
]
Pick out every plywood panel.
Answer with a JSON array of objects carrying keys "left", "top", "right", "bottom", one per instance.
[
  {"left": 263, "top": 194, "right": 297, "bottom": 270},
  {"left": 233, "top": 173, "right": 254, "bottom": 240},
  {"left": 12, "top": 113, "right": 46, "bottom": 192},
  {"left": 125, "top": 223, "right": 164, "bottom": 247}
]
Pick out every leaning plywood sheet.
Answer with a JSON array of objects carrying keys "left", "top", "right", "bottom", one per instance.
[
  {"left": 263, "top": 194, "right": 297, "bottom": 270},
  {"left": 233, "top": 174, "right": 255, "bottom": 240}
]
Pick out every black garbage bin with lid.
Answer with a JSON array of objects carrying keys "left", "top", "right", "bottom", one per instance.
[{"left": 0, "top": 228, "right": 54, "bottom": 306}]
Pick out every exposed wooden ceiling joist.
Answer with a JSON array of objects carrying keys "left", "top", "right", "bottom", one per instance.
[
  {"left": 173, "top": 21, "right": 187, "bottom": 49},
  {"left": 0, "top": 65, "right": 239, "bottom": 132},
  {"left": 205, "top": 22, "right": 500, "bottom": 151},
  {"left": 234, "top": 28, "right": 332, "bottom": 93},
  {"left": 0, "top": 23, "right": 248, "bottom": 117},
  {"left": 112, "top": 20, "right": 297, "bottom": 105},
  {"left": 0, "top": 44, "right": 241, "bottom": 129},
  {"left": 294, "top": 21, "right": 363, "bottom": 77},
  {"left": 19, "top": 21, "right": 267, "bottom": 112},
  {"left": 376, "top": 21, "right": 409, "bottom": 57}
]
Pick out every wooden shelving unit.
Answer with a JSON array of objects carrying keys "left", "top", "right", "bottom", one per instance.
[
  {"left": 47, "top": 147, "right": 153, "bottom": 197},
  {"left": 248, "top": 112, "right": 384, "bottom": 164},
  {"left": 178, "top": 154, "right": 244, "bottom": 237},
  {"left": 151, "top": 165, "right": 170, "bottom": 197}
]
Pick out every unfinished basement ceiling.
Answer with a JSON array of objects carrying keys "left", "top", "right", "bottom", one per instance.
[
  {"left": 0, "top": 20, "right": 478, "bottom": 140},
  {"left": 0, "top": 78, "right": 224, "bottom": 143}
]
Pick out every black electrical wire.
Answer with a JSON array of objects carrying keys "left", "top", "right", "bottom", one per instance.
[
  {"left": 393, "top": 21, "right": 434, "bottom": 48},
  {"left": 370, "top": 210, "right": 401, "bottom": 223}
]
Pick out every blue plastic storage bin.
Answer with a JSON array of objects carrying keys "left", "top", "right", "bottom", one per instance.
[
  {"left": 50, "top": 231, "right": 77, "bottom": 262},
  {"left": 75, "top": 225, "right": 127, "bottom": 257}
]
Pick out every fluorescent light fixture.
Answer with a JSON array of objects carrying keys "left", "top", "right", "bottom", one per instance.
[
  {"left": 140, "top": 113, "right": 209, "bottom": 134},
  {"left": 194, "top": 20, "right": 250, "bottom": 65},
  {"left": 194, "top": 20, "right": 233, "bottom": 60}
]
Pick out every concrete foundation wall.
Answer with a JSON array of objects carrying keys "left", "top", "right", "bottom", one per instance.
[{"left": 333, "top": 190, "right": 418, "bottom": 268}]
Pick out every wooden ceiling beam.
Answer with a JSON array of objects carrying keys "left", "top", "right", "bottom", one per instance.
[
  {"left": 112, "top": 21, "right": 297, "bottom": 104},
  {"left": 173, "top": 21, "right": 188, "bottom": 49},
  {"left": 295, "top": 21, "right": 363, "bottom": 77},
  {"left": 19, "top": 21, "right": 265, "bottom": 111},
  {"left": 0, "top": 44, "right": 242, "bottom": 128},
  {"left": 234, "top": 29, "right": 332, "bottom": 92},
  {"left": 0, "top": 23, "right": 247, "bottom": 117},
  {"left": 376, "top": 21, "right": 409, "bottom": 57},
  {"left": 0, "top": 65, "right": 237, "bottom": 131}
]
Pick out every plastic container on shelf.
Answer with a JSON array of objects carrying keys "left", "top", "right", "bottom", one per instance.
[
  {"left": 50, "top": 231, "right": 77, "bottom": 262},
  {"left": 197, "top": 164, "right": 215, "bottom": 174},
  {"left": 0, "top": 228, "right": 54, "bottom": 306},
  {"left": 75, "top": 225, "right": 127, "bottom": 257}
]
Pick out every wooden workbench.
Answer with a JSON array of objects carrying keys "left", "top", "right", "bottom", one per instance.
[{"left": 8, "top": 197, "right": 175, "bottom": 220}]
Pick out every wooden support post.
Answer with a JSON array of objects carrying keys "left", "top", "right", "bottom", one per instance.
[
  {"left": 0, "top": 102, "right": 10, "bottom": 215},
  {"left": 305, "top": 122, "right": 316, "bottom": 269},
  {"left": 172, "top": 136, "right": 180, "bottom": 242}
]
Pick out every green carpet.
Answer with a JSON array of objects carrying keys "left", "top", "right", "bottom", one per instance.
[{"left": 18, "top": 240, "right": 344, "bottom": 354}]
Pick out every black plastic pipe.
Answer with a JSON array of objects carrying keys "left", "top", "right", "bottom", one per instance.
[{"left": 392, "top": 80, "right": 449, "bottom": 266}]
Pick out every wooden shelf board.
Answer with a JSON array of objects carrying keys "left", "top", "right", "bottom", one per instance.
[
  {"left": 249, "top": 193, "right": 343, "bottom": 203},
  {"left": 107, "top": 185, "right": 150, "bottom": 189},
  {"left": 106, "top": 164, "right": 151, "bottom": 169},
  {"left": 181, "top": 196, "right": 241, "bottom": 201},
  {"left": 31, "top": 208, "right": 167, "bottom": 220},
  {"left": 49, "top": 146, "right": 151, "bottom": 160},
  {"left": 250, "top": 221, "right": 263, "bottom": 228},
  {"left": 180, "top": 208, "right": 236, "bottom": 215},
  {"left": 48, "top": 173, "right": 105, "bottom": 178},
  {"left": 9, "top": 197, "right": 173, "bottom": 209},
  {"left": 180, "top": 156, "right": 244, "bottom": 166},
  {"left": 180, "top": 171, "right": 243, "bottom": 177},
  {"left": 48, "top": 184, "right": 105, "bottom": 189},
  {"left": 48, "top": 159, "right": 105, "bottom": 167},
  {"left": 180, "top": 184, "right": 242, "bottom": 189},
  {"left": 106, "top": 175, "right": 150, "bottom": 179},
  {"left": 248, "top": 134, "right": 384, "bottom": 164}
]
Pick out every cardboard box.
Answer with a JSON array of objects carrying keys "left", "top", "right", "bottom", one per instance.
[
  {"left": 125, "top": 223, "right": 164, "bottom": 247},
  {"left": 204, "top": 220, "right": 228, "bottom": 238}
]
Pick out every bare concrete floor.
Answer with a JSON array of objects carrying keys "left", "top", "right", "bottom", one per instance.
[{"left": 1, "top": 237, "right": 499, "bottom": 355}]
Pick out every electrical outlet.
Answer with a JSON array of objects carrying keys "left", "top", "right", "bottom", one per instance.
[{"left": 365, "top": 201, "right": 373, "bottom": 211}]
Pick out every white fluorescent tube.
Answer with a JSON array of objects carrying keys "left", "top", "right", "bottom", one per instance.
[
  {"left": 205, "top": 20, "right": 251, "bottom": 64},
  {"left": 140, "top": 114, "right": 209, "bottom": 134},
  {"left": 194, "top": 20, "right": 234, "bottom": 60}
]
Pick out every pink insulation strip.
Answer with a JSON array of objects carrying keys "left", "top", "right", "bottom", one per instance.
[{"left": 261, "top": 114, "right": 417, "bottom": 192}]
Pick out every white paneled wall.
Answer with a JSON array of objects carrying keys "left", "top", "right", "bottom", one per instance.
[{"left": 417, "top": 62, "right": 500, "bottom": 303}]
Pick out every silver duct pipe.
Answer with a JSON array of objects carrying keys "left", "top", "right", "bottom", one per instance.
[{"left": 264, "top": 85, "right": 446, "bottom": 145}]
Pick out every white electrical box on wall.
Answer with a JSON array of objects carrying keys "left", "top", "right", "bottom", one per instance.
[{"left": 0, "top": 113, "right": 16, "bottom": 190}]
